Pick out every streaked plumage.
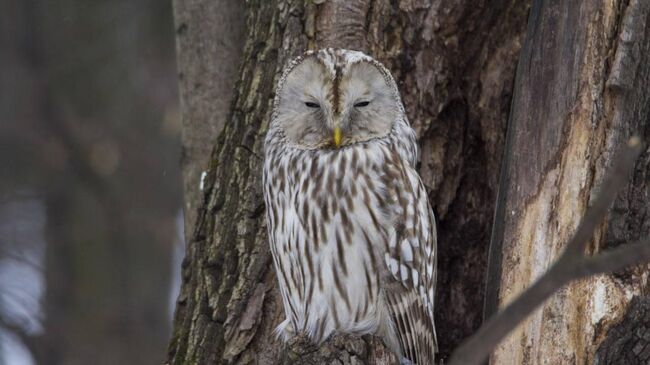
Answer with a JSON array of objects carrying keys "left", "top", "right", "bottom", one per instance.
[{"left": 263, "top": 49, "right": 437, "bottom": 364}]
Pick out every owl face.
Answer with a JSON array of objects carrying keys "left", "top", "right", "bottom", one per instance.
[{"left": 274, "top": 49, "right": 400, "bottom": 149}]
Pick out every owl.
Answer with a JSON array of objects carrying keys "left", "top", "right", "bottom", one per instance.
[{"left": 263, "top": 49, "right": 437, "bottom": 364}]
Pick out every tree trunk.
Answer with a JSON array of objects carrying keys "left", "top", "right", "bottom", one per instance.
[
  {"left": 168, "top": 0, "right": 530, "bottom": 363},
  {"left": 174, "top": 0, "right": 246, "bottom": 242},
  {"left": 486, "top": 0, "right": 650, "bottom": 363}
]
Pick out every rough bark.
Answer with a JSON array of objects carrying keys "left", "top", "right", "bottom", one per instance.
[
  {"left": 594, "top": 297, "right": 650, "bottom": 365},
  {"left": 486, "top": 0, "right": 650, "bottom": 363},
  {"left": 168, "top": 0, "right": 530, "bottom": 363}
]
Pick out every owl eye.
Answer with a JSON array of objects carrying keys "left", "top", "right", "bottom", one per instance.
[
  {"left": 304, "top": 101, "right": 320, "bottom": 108},
  {"left": 354, "top": 101, "right": 370, "bottom": 107}
]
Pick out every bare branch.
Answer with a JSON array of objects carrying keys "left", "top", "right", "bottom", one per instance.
[
  {"left": 561, "top": 136, "right": 643, "bottom": 259},
  {"left": 448, "top": 137, "right": 645, "bottom": 365},
  {"left": 575, "top": 238, "right": 650, "bottom": 278}
]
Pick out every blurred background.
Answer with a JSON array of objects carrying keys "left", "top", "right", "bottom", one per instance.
[{"left": 0, "top": 1, "right": 182, "bottom": 364}]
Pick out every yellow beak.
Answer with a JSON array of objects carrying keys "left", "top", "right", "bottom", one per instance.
[{"left": 333, "top": 127, "right": 342, "bottom": 148}]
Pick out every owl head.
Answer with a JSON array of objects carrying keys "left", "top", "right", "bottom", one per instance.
[{"left": 271, "top": 49, "right": 404, "bottom": 149}]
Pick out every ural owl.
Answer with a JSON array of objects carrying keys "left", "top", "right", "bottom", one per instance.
[{"left": 263, "top": 49, "right": 437, "bottom": 364}]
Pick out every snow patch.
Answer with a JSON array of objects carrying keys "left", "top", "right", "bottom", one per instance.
[{"left": 199, "top": 171, "right": 207, "bottom": 191}]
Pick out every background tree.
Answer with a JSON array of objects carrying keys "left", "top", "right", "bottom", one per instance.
[{"left": 0, "top": 1, "right": 181, "bottom": 364}]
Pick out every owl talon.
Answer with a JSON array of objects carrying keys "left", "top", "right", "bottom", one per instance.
[{"left": 287, "top": 333, "right": 318, "bottom": 358}]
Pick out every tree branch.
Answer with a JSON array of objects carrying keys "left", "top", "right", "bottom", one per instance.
[
  {"left": 561, "top": 136, "right": 643, "bottom": 259},
  {"left": 575, "top": 239, "right": 650, "bottom": 278},
  {"left": 448, "top": 137, "right": 645, "bottom": 365}
]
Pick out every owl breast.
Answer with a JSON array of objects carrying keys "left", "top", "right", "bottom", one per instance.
[{"left": 264, "top": 137, "right": 404, "bottom": 345}]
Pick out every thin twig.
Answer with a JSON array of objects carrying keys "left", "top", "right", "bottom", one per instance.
[{"left": 448, "top": 137, "right": 645, "bottom": 365}]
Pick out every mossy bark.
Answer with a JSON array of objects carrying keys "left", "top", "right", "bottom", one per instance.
[{"left": 168, "top": 0, "right": 531, "bottom": 363}]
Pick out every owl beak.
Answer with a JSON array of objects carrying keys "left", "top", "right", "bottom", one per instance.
[{"left": 333, "top": 126, "right": 342, "bottom": 148}]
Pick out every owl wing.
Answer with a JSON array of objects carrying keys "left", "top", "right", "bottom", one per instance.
[{"left": 382, "top": 154, "right": 437, "bottom": 365}]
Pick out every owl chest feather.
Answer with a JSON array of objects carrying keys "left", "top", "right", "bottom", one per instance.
[{"left": 264, "top": 140, "right": 401, "bottom": 343}]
